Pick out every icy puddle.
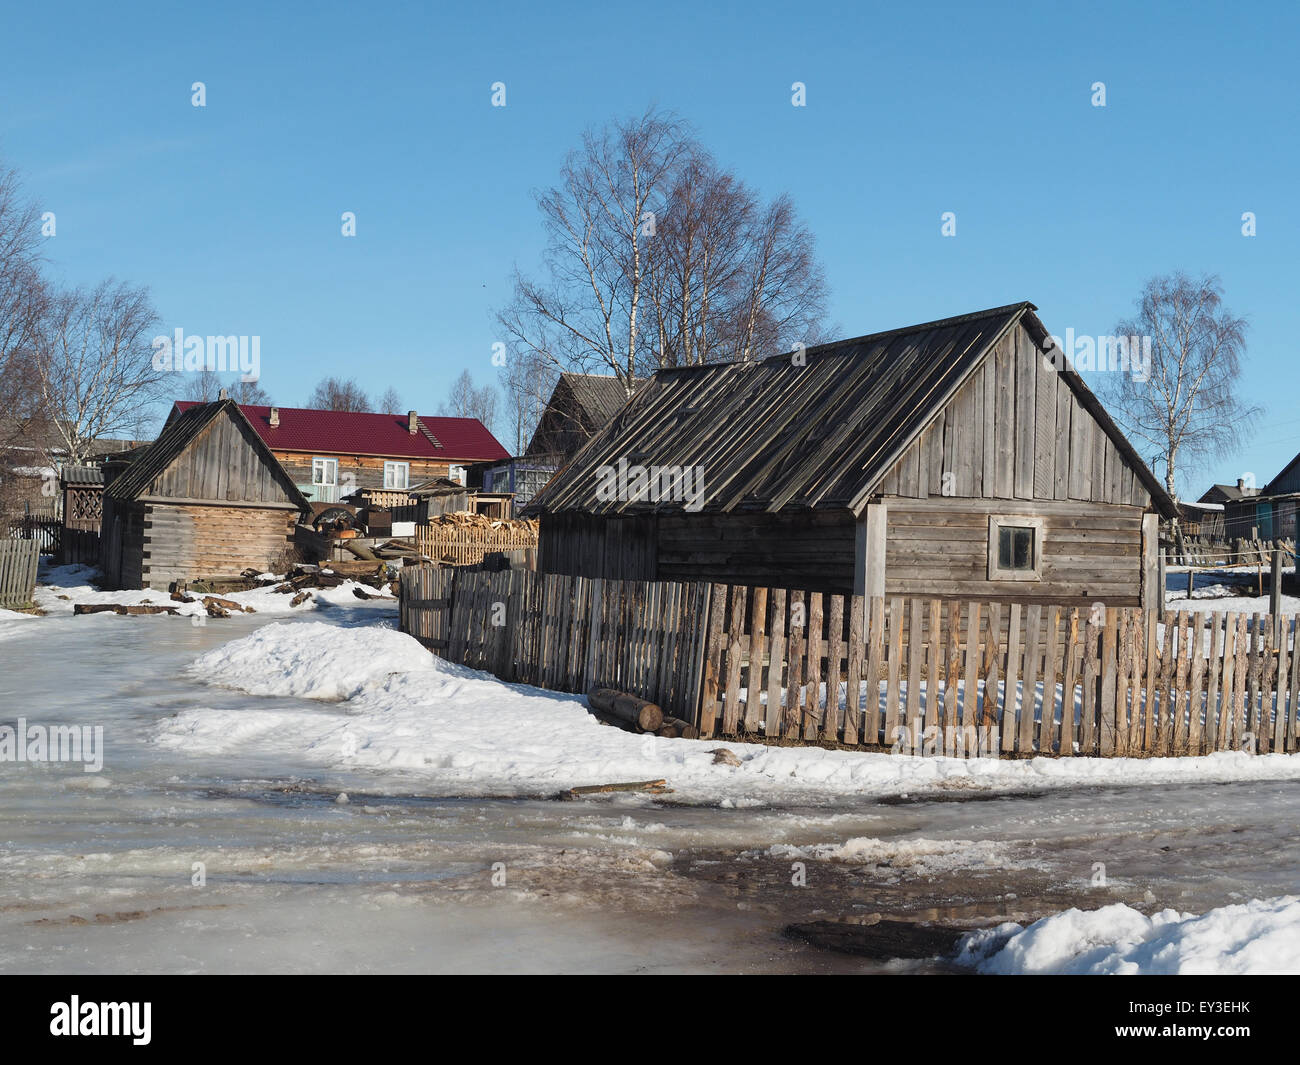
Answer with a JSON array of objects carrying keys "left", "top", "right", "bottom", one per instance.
[{"left": 1, "top": 605, "right": 1299, "bottom": 973}]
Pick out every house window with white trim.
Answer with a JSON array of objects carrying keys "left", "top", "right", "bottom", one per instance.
[
  {"left": 383, "top": 461, "right": 410, "bottom": 490},
  {"left": 988, "top": 516, "right": 1043, "bottom": 581},
  {"left": 311, "top": 457, "right": 339, "bottom": 503}
]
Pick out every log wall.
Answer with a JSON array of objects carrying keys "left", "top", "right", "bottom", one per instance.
[{"left": 141, "top": 503, "right": 297, "bottom": 589}]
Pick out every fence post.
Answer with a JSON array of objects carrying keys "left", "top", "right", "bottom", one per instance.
[{"left": 1271, "top": 548, "right": 1283, "bottom": 642}]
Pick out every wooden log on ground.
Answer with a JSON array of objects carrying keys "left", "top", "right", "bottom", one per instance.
[
  {"left": 73, "top": 603, "right": 119, "bottom": 615},
  {"left": 656, "top": 715, "right": 700, "bottom": 739},
  {"left": 203, "top": 595, "right": 253, "bottom": 614},
  {"left": 115, "top": 605, "right": 180, "bottom": 616},
  {"left": 587, "top": 688, "right": 664, "bottom": 732},
  {"left": 560, "top": 779, "right": 671, "bottom": 800}
]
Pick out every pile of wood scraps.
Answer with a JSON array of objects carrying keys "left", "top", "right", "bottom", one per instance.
[{"left": 268, "top": 562, "right": 397, "bottom": 605}]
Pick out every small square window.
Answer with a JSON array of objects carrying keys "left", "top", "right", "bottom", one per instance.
[
  {"left": 998, "top": 526, "right": 1034, "bottom": 570},
  {"left": 988, "top": 516, "right": 1043, "bottom": 581}
]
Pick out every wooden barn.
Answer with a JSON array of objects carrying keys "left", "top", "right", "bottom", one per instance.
[
  {"left": 100, "top": 399, "right": 308, "bottom": 590},
  {"left": 528, "top": 302, "right": 1178, "bottom": 607}
]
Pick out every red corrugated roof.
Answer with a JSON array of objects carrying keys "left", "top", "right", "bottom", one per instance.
[{"left": 172, "top": 402, "right": 509, "bottom": 462}]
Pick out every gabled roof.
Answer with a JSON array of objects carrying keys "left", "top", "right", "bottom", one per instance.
[
  {"left": 108, "top": 400, "right": 309, "bottom": 508},
  {"left": 558, "top": 373, "right": 640, "bottom": 425},
  {"left": 525, "top": 373, "right": 641, "bottom": 456},
  {"left": 528, "top": 302, "right": 1177, "bottom": 519},
  {"left": 1263, "top": 456, "right": 1300, "bottom": 497},
  {"left": 171, "top": 402, "right": 509, "bottom": 463},
  {"left": 1201, "top": 482, "right": 1260, "bottom": 503}
]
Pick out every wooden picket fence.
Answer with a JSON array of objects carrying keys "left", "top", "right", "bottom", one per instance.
[
  {"left": 399, "top": 566, "right": 710, "bottom": 720},
  {"left": 698, "top": 589, "right": 1300, "bottom": 758},
  {"left": 414, "top": 523, "right": 538, "bottom": 567},
  {"left": 399, "top": 567, "right": 1300, "bottom": 758},
  {"left": 0, "top": 538, "right": 40, "bottom": 608}
]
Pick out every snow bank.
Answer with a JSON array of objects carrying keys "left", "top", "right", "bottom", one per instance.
[
  {"left": 957, "top": 896, "right": 1300, "bottom": 974},
  {"left": 154, "top": 621, "right": 1300, "bottom": 804},
  {"left": 189, "top": 621, "right": 438, "bottom": 700}
]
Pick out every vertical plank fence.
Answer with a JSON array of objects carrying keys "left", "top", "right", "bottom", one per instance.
[
  {"left": 401, "top": 566, "right": 1300, "bottom": 759},
  {"left": 0, "top": 539, "right": 40, "bottom": 608}
]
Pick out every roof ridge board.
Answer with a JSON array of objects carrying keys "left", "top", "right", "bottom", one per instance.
[{"left": 751, "top": 302, "right": 1034, "bottom": 366}]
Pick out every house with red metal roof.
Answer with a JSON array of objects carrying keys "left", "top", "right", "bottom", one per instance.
[{"left": 171, "top": 401, "right": 509, "bottom": 504}]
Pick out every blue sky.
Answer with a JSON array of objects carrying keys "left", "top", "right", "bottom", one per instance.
[{"left": 2, "top": 0, "right": 1296, "bottom": 496}]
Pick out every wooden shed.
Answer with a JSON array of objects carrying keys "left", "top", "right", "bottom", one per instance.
[
  {"left": 100, "top": 399, "right": 308, "bottom": 590},
  {"left": 528, "top": 302, "right": 1178, "bottom": 608}
]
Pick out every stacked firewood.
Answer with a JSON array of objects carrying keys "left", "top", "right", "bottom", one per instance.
[{"left": 425, "top": 510, "right": 539, "bottom": 534}]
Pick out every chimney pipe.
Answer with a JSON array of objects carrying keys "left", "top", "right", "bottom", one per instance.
[
  {"left": 269, "top": 407, "right": 280, "bottom": 428},
  {"left": 408, "top": 410, "right": 418, "bottom": 434},
  {"left": 1237, "top": 478, "right": 1246, "bottom": 491},
  {"left": 218, "top": 387, "right": 229, "bottom": 401}
]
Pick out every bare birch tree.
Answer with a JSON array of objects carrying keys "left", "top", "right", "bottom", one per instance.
[
  {"left": 439, "top": 369, "right": 498, "bottom": 432},
  {"left": 0, "top": 165, "right": 47, "bottom": 445},
  {"left": 1101, "top": 272, "right": 1257, "bottom": 499},
  {"left": 498, "top": 108, "right": 827, "bottom": 411},
  {"left": 182, "top": 369, "right": 272, "bottom": 405},
  {"left": 307, "top": 376, "right": 371, "bottom": 412},
  {"left": 498, "top": 348, "right": 555, "bottom": 454},
  {"left": 35, "top": 279, "right": 163, "bottom": 465}
]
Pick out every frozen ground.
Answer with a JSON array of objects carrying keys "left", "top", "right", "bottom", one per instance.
[{"left": 1, "top": 563, "right": 1298, "bottom": 973}]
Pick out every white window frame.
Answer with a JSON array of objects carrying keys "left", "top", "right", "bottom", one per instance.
[
  {"left": 311, "top": 457, "right": 339, "bottom": 503},
  {"left": 383, "top": 461, "right": 410, "bottom": 490},
  {"left": 988, "top": 515, "right": 1044, "bottom": 582}
]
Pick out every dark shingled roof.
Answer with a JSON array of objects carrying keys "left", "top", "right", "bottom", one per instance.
[
  {"left": 528, "top": 302, "right": 1177, "bottom": 519},
  {"left": 59, "top": 465, "right": 104, "bottom": 485},
  {"left": 105, "top": 399, "right": 309, "bottom": 509}
]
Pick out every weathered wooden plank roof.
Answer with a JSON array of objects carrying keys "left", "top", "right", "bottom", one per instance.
[
  {"left": 528, "top": 302, "right": 1177, "bottom": 519},
  {"left": 105, "top": 399, "right": 309, "bottom": 509}
]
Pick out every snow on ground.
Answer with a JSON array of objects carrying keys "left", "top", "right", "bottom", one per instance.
[
  {"left": 957, "top": 896, "right": 1300, "bottom": 974},
  {"left": 1164, "top": 565, "right": 1300, "bottom": 615},
  {"left": 154, "top": 620, "right": 1300, "bottom": 805},
  {"left": 761, "top": 836, "right": 1034, "bottom": 875},
  {"left": 188, "top": 621, "right": 436, "bottom": 700},
  {"left": 29, "top": 562, "right": 395, "bottom": 623}
]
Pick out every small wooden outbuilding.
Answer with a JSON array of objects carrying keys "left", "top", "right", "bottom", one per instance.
[
  {"left": 528, "top": 302, "right": 1178, "bottom": 608},
  {"left": 100, "top": 399, "right": 308, "bottom": 590}
]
